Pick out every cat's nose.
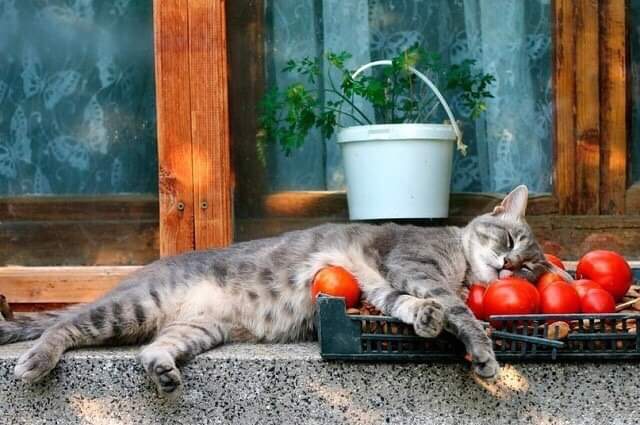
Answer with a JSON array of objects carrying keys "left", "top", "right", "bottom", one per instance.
[
  {"left": 503, "top": 255, "right": 522, "bottom": 270},
  {"left": 503, "top": 258, "right": 515, "bottom": 270}
]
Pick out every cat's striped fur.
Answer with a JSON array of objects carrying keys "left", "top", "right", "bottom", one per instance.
[{"left": 1, "top": 185, "right": 562, "bottom": 398}]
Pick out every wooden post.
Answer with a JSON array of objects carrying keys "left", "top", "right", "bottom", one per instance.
[
  {"left": 575, "top": 0, "right": 601, "bottom": 215},
  {"left": 188, "top": 0, "right": 233, "bottom": 249},
  {"left": 600, "top": 0, "right": 628, "bottom": 214},
  {"left": 154, "top": 0, "right": 196, "bottom": 255},
  {"left": 154, "top": 0, "right": 233, "bottom": 254},
  {"left": 553, "top": 0, "right": 578, "bottom": 214}
]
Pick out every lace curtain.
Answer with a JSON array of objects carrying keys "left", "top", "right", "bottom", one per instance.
[
  {"left": 0, "top": 0, "right": 157, "bottom": 195},
  {"left": 265, "top": 0, "right": 553, "bottom": 194}
]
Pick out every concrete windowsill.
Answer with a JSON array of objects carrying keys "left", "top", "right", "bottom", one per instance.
[{"left": 1, "top": 341, "right": 638, "bottom": 424}]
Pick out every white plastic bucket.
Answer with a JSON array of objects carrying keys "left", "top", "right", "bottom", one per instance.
[
  {"left": 337, "top": 124, "right": 455, "bottom": 219},
  {"left": 336, "top": 60, "right": 463, "bottom": 220}
]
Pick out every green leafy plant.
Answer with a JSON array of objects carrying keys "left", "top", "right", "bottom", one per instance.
[{"left": 257, "top": 45, "right": 495, "bottom": 163}]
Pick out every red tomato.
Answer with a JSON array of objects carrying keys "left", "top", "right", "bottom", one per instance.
[
  {"left": 497, "top": 276, "right": 541, "bottom": 312},
  {"left": 521, "top": 280, "right": 541, "bottom": 313},
  {"left": 311, "top": 266, "right": 361, "bottom": 308},
  {"left": 545, "top": 254, "right": 565, "bottom": 270},
  {"left": 576, "top": 250, "right": 632, "bottom": 301},
  {"left": 540, "top": 282, "right": 581, "bottom": 315},
  {"left": 537, "top": 272, "right": 567, "bottom": 293},
  {"left": 580, "top": 288, "right": 616, "bottom": 314},
  {"left": 571, "top": 279, "right": 603, "bottom": 299},
  {"left": 483, "top": 278, "right": 540, "bottom": 321},
  {"left": 466, "top": 284, "right": 486, "bottom": 320}
]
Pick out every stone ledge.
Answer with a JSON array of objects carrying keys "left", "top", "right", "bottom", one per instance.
[{"left": 1, "top": 341, "right": 638, "bottom": 425}]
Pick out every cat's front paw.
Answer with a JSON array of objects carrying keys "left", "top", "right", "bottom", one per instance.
[
  {"left": 413, "top": 299, "right": 445, "bottom": 338},
  {"left": 470, "top": 347, "right": 499, "bottom": 379}
]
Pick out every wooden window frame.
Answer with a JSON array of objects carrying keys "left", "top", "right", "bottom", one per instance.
[{"left": 3, "top": 0, "right": 639, "bottom": 309}]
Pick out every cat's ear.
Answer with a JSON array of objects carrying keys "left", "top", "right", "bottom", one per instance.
[{"left": 492, "top": 185, "right": 528, "bottom": 220}]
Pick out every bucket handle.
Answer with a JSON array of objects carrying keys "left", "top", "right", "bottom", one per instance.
[{"left": 352, "top": 60, "right": 466, "bottom": 155}]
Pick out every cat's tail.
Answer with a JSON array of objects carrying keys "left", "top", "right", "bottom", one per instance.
[
  {"left": 1, "top": 313, "right": 59, "bottom": 344},
  {"left": 0, "top": 307, "right": 79, "bottom": 344}
]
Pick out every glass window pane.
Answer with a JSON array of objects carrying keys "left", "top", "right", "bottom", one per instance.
[
  {"left": 258, "top": 0, "right": 553, "bottom": 194},
  {"left": 230, "top": 1, "right": 554, "bottom": 239},
  {"left": 0, "top": 1, "right": 158, "bottom": 265}
]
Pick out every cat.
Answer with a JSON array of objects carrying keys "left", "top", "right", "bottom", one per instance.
[{"left": 0, "top": 185, "right": 563, "bottom": 399}]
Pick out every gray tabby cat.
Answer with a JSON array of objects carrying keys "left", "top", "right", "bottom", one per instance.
[{"left": 1, "top": 185, "right": 561, "bottom": 399}]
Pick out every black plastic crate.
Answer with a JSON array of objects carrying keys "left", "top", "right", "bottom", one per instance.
[
  {"left": 489, "top": 313, "right": 640, "bottom": 360},
  {"left": 316, "top": 296, "right": 640, "bottom": 362}
]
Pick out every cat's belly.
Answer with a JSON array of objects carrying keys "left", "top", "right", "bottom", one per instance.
[{"left": 232, "top": 285, "right": 316, "bottom": 343}]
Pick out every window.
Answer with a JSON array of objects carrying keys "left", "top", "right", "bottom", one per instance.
[
  {"left": 230, "top": 1, "right": 556, "bottom": 238},
  {"left": 0, "top": 1, "right": 158, "bottom": 267},
  {"left": 228, "top": 0, "right": 639, "bottom": 260}
]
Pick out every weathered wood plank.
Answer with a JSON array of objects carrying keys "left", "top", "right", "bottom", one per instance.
[
  {"left": 261, "top": 191, "right": 558, "bottom": 218},
  {"left": 529, "top": 215, "right": 640, "bottom": 261},
  {"left": 0, "top": 195, "right": 158, "bottom": 222},
  {"left": 0, "top": 221, "right": 158, "bottom": 267},
  {"left": 227, "top": 0, "right": 267, "bottom": 219},
  {"left": 599, "top": 0, "right": 628, "bottom": 214},
  {"left": 575, "top": 0, "right": 601, "bottom": 214},
  {"left": 1, "top": 267, "right": 139, "bottom": 304},
  {"left": 188, "top": 0, "right": 233, "bottom": 249},
  {"left": 0, "top": 196, "right": 158, "bottom": 266},
  {"left": 553, "top": 0, "right": 577, "bottom": 214},
  {"left": 263, "top": 192, "right": 349, "bottom": 218},
  {"left": 154, "top": 0, "right": 196, "bottom": 255}
]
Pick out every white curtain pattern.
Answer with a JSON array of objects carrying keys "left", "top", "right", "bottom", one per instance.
[{"left": 0, "top": 0, "right": 156, "bottom": 195}]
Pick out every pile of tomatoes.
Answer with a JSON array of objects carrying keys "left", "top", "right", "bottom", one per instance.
[
  {"left": 467, "top": 250, "right": 633, "bottom": 321},
  {"left": 310, "top": 250, "right": 634, "bottom": 324}
]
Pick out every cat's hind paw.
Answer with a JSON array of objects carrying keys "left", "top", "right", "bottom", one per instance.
[
  {"left": 14, "top": 345, "right": 58, "bottom": 383},
  {"left": 152, "top": 363, "right": 183, "bottom": 400},
  {"left": 413, "top": 299, "right": 445, "bottom": 338},
  {"left": 139, "top": 349, "right": 183, "bottom": 400}
]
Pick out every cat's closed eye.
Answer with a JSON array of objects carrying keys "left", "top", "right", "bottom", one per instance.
[{"left": 506, "top": 232, "right": 515, "bottom": 249}]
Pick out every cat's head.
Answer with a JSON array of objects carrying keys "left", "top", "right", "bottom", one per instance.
[{"left": 462, "top": 185, "right": 569, "bottom": 284}]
